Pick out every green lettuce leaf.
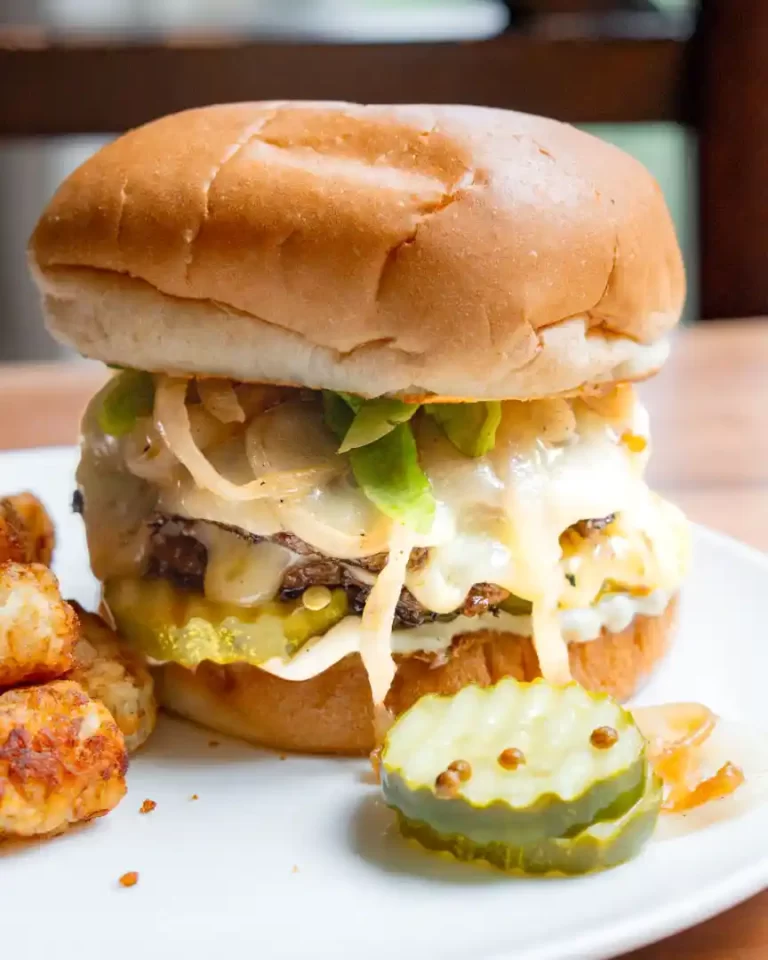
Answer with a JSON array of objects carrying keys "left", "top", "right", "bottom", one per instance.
[
  {"left": 338, "top": 398, "right": 420, "bottom": 453},
  {"left": 350, "top": 425, "right": 435, "bottom": 534},
  {"left": 337, "top": 392, "right": 363, "bottom": 414},
  {"left": 426, "top": 401, "right": 502, "bottom": 457},
  {"left": 322, "top": 391, "right": 435, "bottom": 534},
  {"left": 97, "top": 370, "right": 155, "bottom": 437},
  {"left": 322, "top": 390, "right": 355, "bottom": 440}
]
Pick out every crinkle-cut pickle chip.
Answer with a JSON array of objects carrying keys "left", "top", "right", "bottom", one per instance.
[
  {"left": 381, "top": 678, "right": 649, "bottom": 848},
  {"left": 397, "top": 768, "right": 662, "bottom": 876},
  {"left": 104, "top": 577, "right": 348, "bottom": 668}
]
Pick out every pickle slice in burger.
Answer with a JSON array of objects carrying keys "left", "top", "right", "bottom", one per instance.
[
  {"left": 104, "top": 577, "right": 348, "bottom": 667},
  {"left": 381, "top": 678, "right": 651, "bottom": 853}
]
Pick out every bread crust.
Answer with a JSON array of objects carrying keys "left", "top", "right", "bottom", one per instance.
[
  {"left": 155, "top": 596, "right": 677, "bottom": 755},
  {"left": 30, "top": 102, "right": 684, "bottom": 399}
]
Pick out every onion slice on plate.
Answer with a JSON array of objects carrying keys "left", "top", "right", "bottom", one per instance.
[
  {"left": 631, "top": 702, "right": 745, "bottom": 814},
  {"left": 632, "top": 702, "right": 717, "bottom": 756}
]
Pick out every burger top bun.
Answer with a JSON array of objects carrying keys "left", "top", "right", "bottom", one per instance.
[{"left": 30, "top": 101, "right": 685, "bottom": 400}]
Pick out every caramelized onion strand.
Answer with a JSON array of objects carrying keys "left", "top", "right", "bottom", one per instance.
[
  {"left": 197, "top": 378, "right": 246, "bottom": 424},
  {"left": 155, "top": 377, "right": 321, "bottom": 502}
]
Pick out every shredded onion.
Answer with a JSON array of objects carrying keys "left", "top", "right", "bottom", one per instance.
[
  {"left": 245, "top": 399, "right": 343, "bottom": 498},
  {"left": 197, "top": 378, "right": 246, "bottom": 424},
  {"left": 633, "top": 702, "right": 717, "bottom": 757},
  {"left": 279, "top": 500, "right": 392, "bottom": 559},
  {"left": 632, "top": 702, "right": 745, "bottom": 814},
  {"left": 496, "top": 398, "right": 577, "bottom": 450},
  {"left": 122, "top": 417, "right": 179, "bottom": 484},
  {"left": 245, "top": 400, "right": 338, "bottom": 474},
  {"left": 187, "top": 404, "right": 237, "bottom": 451},
  {"left": 234, "top": 383, "right": 288, "bottom": 419},
  {"left": 154, "top": 377, "right": 325, "bottom": 502},
  {"left": 659, "top": 754, "right": 744, "bottom": 813},
  {"left": 359, "top": 523, "right": 415, "bottom": 715},
  {"left": 579, "top": 384, "right": 636, "bottom": 422}
]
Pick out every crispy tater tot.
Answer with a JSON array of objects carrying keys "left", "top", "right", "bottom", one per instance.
[
  {"left": 0, "top": 563, "right": 77, "bottom": 688},
  {"left": 0, "top": 494, "right": 55, "bottom": 565},
  {"left": 0, "top": 500, "right": 29, "bottom": 564},
  {"left": 68, "top": 603, "right": 157, "bottom": 752},
  {"left": 0, "top": 680, "right": 127, "bottom": 839}
]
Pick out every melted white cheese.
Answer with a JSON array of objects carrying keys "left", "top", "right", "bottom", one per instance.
[
  {"left": 80, "top": 382, "right": 689, "bottom": 703},
  {"left": 560, "top": 589, "right": 671, "bottom": 641},
  {"left": 200, "top": 526, "right": 295, "bottom": 607},
  {"left": 258, "top": 589, "right": 673, "bottom": 682},
  {"left": 398, "top": 397, "right": 658, "bottom": 685}
]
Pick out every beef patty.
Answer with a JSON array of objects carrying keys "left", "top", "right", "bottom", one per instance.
[
  {"left": 145, "top": 515, "right": 512, "bottom": 628},
  {"left": 143, "top": 512, "right": 614, "bottom": 628}
]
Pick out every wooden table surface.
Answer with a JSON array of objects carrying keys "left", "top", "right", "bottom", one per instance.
[{"left": 0, "top": 318, "right": 766, "bottom": 957}]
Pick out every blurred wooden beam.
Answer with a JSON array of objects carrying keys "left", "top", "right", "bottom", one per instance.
[
  {"left": 697, "top": 0, "right": 768, "bottom": 319},
  {"left": 0, "top": 32, "right": 688, "bottom": 135},
  {"left": 0, "top": 363, "right": 108, "bottom": 450},
  {"left": 513, "top": 1, "right": 655, "bottom": 11}
]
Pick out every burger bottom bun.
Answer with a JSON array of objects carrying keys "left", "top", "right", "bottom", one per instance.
[{"left": 155, "top": 596, "right": 677, "bottom": 756}]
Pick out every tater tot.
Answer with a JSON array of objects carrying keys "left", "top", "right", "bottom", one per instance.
[
  {"left": 0, "top": 563, "right": 78, "bottom": 688},
  {"left": 0, "top": 680, "right": 127, "bottom": 839},
  {"left": 0, "top": 494, "right": 55, "bottom": 565},
  {"left": 68, "top": 604, "right": 157, "bottom": 752}
]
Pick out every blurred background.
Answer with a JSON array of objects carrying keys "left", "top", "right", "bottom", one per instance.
[{"left": 0, "top": 0, "right": 763, "bottom": 363}]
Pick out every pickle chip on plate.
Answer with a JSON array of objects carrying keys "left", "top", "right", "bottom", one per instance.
[
  {"left": 398, "top": 768, "right": 662, "bottom": 876},
  {"left": 381, "top": 678, "right": 661, "bottom": 874}
]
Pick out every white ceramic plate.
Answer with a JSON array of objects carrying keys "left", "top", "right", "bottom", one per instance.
[{"left": 2, "top": 446, "right": 768, "bottom": 960}]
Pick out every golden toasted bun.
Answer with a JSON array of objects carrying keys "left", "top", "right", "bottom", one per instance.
[
  {"left": 30, "top": 102, "right": 683, "bottom": 400},
  {"left": 155, "top": 596, "right": 677, "bottom": 755}
]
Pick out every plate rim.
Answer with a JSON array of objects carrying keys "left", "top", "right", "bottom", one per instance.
[{"left": 489, "top": 855, "right": 768, "bottom": 960}]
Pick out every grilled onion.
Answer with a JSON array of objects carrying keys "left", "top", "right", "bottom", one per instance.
[
  {"left": 245, "top": 398, "right": 343, "bottom": 497},
  {"left": 197, "top": 378, "right": 246, "bottom": 424},
  {"left": 155, "top": 378, "right": 321, "bottom": 502}
]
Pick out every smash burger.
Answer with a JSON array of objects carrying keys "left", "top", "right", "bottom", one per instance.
[{"left": 29, "top": 102, "right": 690, "bottom": 754}]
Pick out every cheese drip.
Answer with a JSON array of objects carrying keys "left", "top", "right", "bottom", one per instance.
[
  {"left": 503, "top": 459, "right": 571, "bottom": 684},
  {"left": 359, "top": 524, "right": 415, "bottom": 721}
]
